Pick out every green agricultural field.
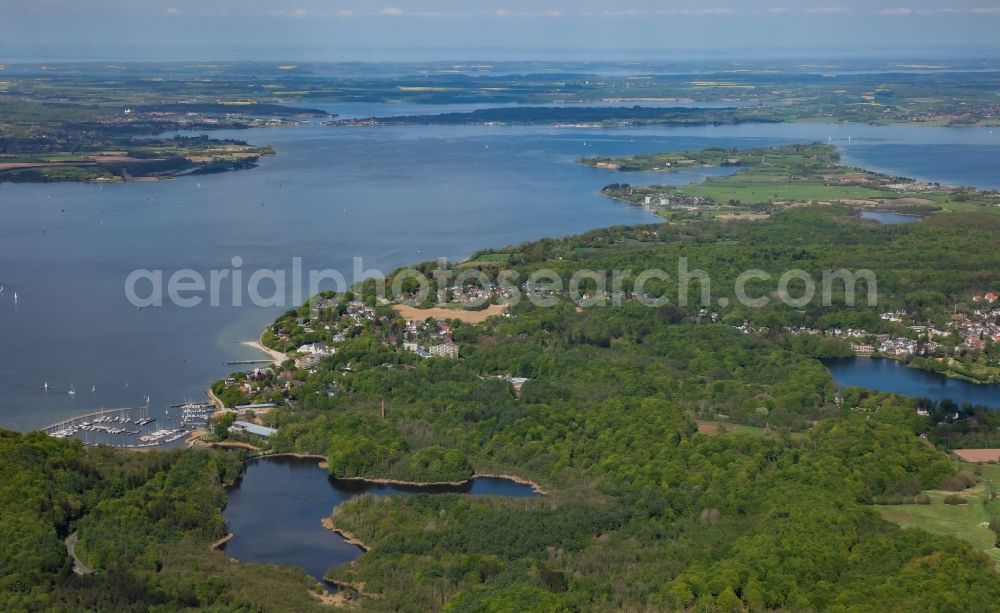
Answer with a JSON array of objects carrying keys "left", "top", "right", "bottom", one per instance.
[
  {"left": 680, "top": 177, "right": 890, "bottom": 204},
  {"left": 697, "top": 420, "right": 809, "bottom": 440},
  {"left": 877, "top": 467, "right": 1000, "bottom": 565}
]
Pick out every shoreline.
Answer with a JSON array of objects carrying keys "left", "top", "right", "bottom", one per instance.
[
  {"left": 321, "top": 517, "right": 370, "bottom": 552},
  {"left": 904, "top": 358, "right": 1000, "bottom": 387},
  {"left": 473, "top": 472, "right": 548, "bottom": 495},
  {"left": 241, "top": 332, "right": 287, "bottom": 365},
  {"left": 333, "top": 474, "right": 471, "bottom": 488},
  {"left": 210, "top": 533, "right": 234, "bottom": 550},
  {"left": 254, "top": 452, "right": 329, "bottom": 469},
  {"left": 258, "top": 452, "right": 328, "bottom": 461},
  {"left": 284, "top": 455, "right": 549, "bottom": 494},
  {"left": 206, "top": 388, "right": 226, "bottom": 415},
  {"left": 848, "top": 353, "right": 1000, "bottom": 388}
]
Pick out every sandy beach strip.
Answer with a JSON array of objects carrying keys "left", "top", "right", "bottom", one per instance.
[{"left": 240, "top": 332, "right": 288, "bottom": 364}]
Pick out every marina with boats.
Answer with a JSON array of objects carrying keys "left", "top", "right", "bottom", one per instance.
[{"left": 43, "top": 400, "right": 215, "bottom": 449}]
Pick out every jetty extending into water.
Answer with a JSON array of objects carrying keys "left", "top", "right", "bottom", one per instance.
[{"left": 43, "top": 401, "right": 215, "bottom": 449}]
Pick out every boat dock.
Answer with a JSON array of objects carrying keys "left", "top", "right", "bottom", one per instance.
[
  {"left": 43, "top": 400, "right": 214, "bottom": 449},
  {"left": 42, "top": 407, "right": 147, "bottom": 434}
]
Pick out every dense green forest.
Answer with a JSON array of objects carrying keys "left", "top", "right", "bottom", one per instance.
[
  {"left": 255, "top": 207, "right": 1000, "bottom": 609},
  {"left": 0, "top": 431, "right": 332, "bottom": 611},
  {"left": 6, "top": 206, "right": 1000, "bottom": 611}
]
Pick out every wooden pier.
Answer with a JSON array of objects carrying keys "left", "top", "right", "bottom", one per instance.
[{"left": 42, "top": 407, "right": 147, "bottom": 433}]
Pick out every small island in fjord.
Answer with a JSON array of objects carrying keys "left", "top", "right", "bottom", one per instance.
[{"left": 584, "top": 143, "right": 999, "bottom": 223}]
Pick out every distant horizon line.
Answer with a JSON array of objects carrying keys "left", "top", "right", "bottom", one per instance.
[{"left": 3, "top": 44, "right": 1000, "bottom": 64}]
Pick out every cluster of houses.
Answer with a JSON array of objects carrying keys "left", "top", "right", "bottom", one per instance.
[
  {"left": 445, "top": 282, "right": 496, "bottom": 306},
  {"left": 639, "top": 192, "right": 716, "bottom": 211},
  {"left": 952, "top": 295, "right": 1000, "bottom": 352},
  {"left": 272, "top": 295, "right": 478, "bottom": 365},
  {"left": 778, "top": 325, "right": 943, "bottom": 357},
  {"left": 222, "top": 366, "right": 308, "bottom": 404},
  {"left": 884, "top": 181, "right": 940, "bottom": 192},
  {"left": 403, "top": 340, "right": 460, "bottom": 359},
  {"left": 397, "top": 278, "right": 560, "bottom": 307},
  {"left": 602, "top": 183, "right": 716, "bottom": 211},
  {"left": 270, "top": 299, "right": 378, "bottom": 367},
  {"left": 295, "top": 342, "right": 336, "bottom": 369},
  {"left": 394, "top": 280, "right": 518, "bottom": 309},
  {"left": 402, "top": 319, "right": 460, "bottom": 359},
  {"left": 224, "top": 368, "right": 273, "bottom": 397},
  {"left": 738, "top": 296, "right": 1000, "bottom": 363}
]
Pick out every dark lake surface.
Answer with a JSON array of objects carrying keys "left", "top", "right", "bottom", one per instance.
[
  {"left": 2, "top": 113, "right": 999, "bottom": 431},
  {"left": 221, "top": 456, "right": 538, "bottom": 583},
  {"left": 823, "top": 357, "right": 1000, "bottom": 408}
]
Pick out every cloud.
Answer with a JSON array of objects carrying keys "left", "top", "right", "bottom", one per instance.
[
  {"left": 165, "top": 7, "right": 179, "bottom": 15},
  {"left": 495, "top": 9, "right": 562, "bottom": 17},
  {"left": 767, "top": 7, "right": 789, "bottom": 13},
  {"left": 264, "top": 7, "right": 467, "bottom": 19},
  {"left": 407, "top": 11, "right": 467, "bottom": 17},
  {"left": 597, "top": 8, "right": 736, "bottom": 17},
  {"left": 600, "top": 9, "right": 646, "bottom": 16},
  {"left": 803, "top": 6, "right": 850, "bottom": 14},
  {"left": 910, "top": 6, "right": 1000, "bottom": 14},
  {"left": 878, "top": 7, "right": 911, "bottom": 15},
  {"left": 266, "top": 8, "right": 356, "bottom": 18},
  {"left": 679, "top": 8, "right": 735, "bottom": 15},
  {"left": 267, "top": 9, "right": 310, "bottom": 17}
]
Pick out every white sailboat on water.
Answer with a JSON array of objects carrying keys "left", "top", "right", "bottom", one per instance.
[{"left": 68, "top": 384, "right": 76, "bottom": 396}]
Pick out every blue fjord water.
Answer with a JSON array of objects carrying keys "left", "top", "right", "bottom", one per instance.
[{"left": 1, "top": 116, "right": 999, "bottom": 431}]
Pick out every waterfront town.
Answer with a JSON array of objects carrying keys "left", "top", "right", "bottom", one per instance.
[
  {"left": 206, "top": 281, "right": 1000, "bottom": 434},
  {"left": 735, "top": 291, "right": 1000, "bottom": 383},
  {"left": 46, "top": 276, "right": 1000, "bottom": 451}
]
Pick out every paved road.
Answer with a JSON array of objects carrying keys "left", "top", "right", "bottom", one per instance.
[{"left": 64, "top": 532, "right": 93, "bottom": 575}]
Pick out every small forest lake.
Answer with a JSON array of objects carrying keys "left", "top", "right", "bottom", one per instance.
[
  {"left": 823, "top": 357, "right": 1000, "bottom": 409},
  {"left": 221, "top": 456, "right": 539, "bottom": 584},
  {"left": 860, "top": 210, "right": 923, "bottom": 224}
]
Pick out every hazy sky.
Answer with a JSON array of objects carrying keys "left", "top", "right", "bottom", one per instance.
[{"left": 2, "top": 0, "right": 999, "bottom": 60}]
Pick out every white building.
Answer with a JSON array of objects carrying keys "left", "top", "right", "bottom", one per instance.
[{"left": 297, "top": 343, "right": 334, "bottom": 356}]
